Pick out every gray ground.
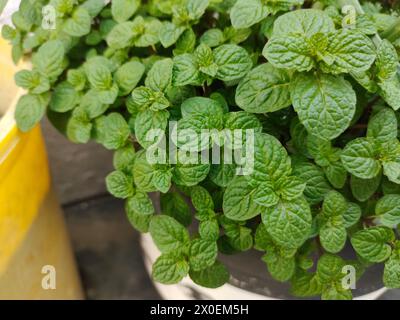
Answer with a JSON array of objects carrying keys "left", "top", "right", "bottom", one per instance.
[{"left": 42, "top": 119, "right": 400, "bottom": 300}]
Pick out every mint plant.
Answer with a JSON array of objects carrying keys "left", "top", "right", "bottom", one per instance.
[{"left": 3, "top": 0, "right": 400, "bottom": 300}]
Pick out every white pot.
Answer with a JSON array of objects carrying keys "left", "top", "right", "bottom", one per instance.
[{"left": 141, "top": 233, "right": 387, "bottom": 300}]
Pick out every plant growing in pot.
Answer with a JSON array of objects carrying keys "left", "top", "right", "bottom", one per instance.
[{"left": 2, "top": 0, "right": 400, "bottom": 300}]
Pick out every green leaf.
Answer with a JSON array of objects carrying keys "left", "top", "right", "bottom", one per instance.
[
  {"left": 67, "top": 69, "right": 87, "bottom": 91},
  {"left": 66, "top": 110, "right": 92, "bottom": 144},
  {"left": 307, "top": 134, "right": 334, "bottom": 167},
  {"left": 82, "top": 0, "right": 108, "bottom": 17},
  {"left": 172, "top": 53, "right": 201, "bottom": 86},
  {"left": 252, "top": 133, "right": 292, "bottom": 184},
  {"left": 111, "top": 0, "right": 141, "bottom": 23},
  {"left": 293, "top": 162, "right": 331, "bottom": 205},
  {"left": 223, "top": 222, "right": 253, "bottom": 251},
  {"left": 224, "top": 111, "right": 263, "bottom": 131},
  {"left": 105, "top": 170, "right": 134, "bottom": 199},
  {"left": 316, "top": 254, "right": 345, "bottom": 284},
  {"left": 80, "top": 90, "right": 108, "bottom": 119},
  {"left": 187, "top": 0, "right": 209, "bottom": 20},
  {"left": 290, "top": 72, "right": 356, "bottom": 140},
  {"left": 153, "top": 170, "right": 172, "bottom": 193},
  {"left": 189, "top": 261, "right": 230, "bottom": 288},
  {"left": 261, "top": 197, "right": 312, "bottom": 249},
  {"left": 50, "top": 82, "right": 79, "bottom": 112},
  {"left": 134, "top": 109, "right": 169, "bottom": 149},
  {"left": 230, "top": 0, "right": 269, "bottom": 29},
  {"left": 223, "top": 176, "right": 261, "bottom": 221},
  {"left": 200, "top": 29, "right": 225, "bottom": 48},
  {"left": 341, "top": 138, "right": 381, "bottom": 179},
  {"left": 32, "top": 40, "right": 65, "bottom": 79},
  {"left": 209, "top": 163, "right": 236, "bottom": 187},
  {"left": 195, "top": 43, "right": 216, "bottom": 77},
  {"left": 254, "top": 223, "right": 273, "bottom": 251},
  {"left": 265, "top": 0, "right": 304, "bottom": 14},
  {"left": 152, "top": 252, "right": 189, "bottom": 284},
  {"left": 131, "top": 86, "right": 169, "bottom": 112},
  {"left": 189, "top": 239, "right": 218, "bottom": 271},
  {"left": 324, "top": 162, "right": 347, "bottom": 189},
  {"left": 106, "top": 21, "right": 137, "bottom": 49},
  {"left": 384, "top": 254, "right": 400, "bottom": 289},
  {"left": 262, "top": 250, "right": 296, "bottom": 282},
  {"left": 132, "top": 151, "right": 157, "bottom": 192},
  {"left": 174, "top": 28, "right": 196, "bottom": 55},
  {"left": 271, "top": 9, "right": 335, "bottom": 38},
  {"left": 149, "top": 215, "right": 190, "bottom": 253},
  {"left": 354, "top": 14, "right": 377, "bottom": 35},
  {"left": 376, "top": 39, "right": 399, "bottom": 81},
  {"left": 322, "top": 191, "right": 347, "bottom": 217},
  {"left": 235, "top": 63, "right": 291, "bottom": 113},
  {"left": 214, "top": 44, "right": 252, "bottom": 82},
  {"left": 351, "top": 226, "right": 394, "bottom": 263},
  {"left": 160, "top": 192, "right": 192, "bottom": 227},
  {"left": 350, "top": 174, "right": 381, "bottom": 202},
  {"left": 181, "top": 97, "right": 224, "bottom": 119},
  {"left": 95, "top": 83, "right": 119, "bottom": 105},
  {"left": 199, "top": 219, "right": 219, "bottom": 241},
  {"left": 375, "top": 195, "right": 400, "bottom": 227},
  {"left": 15, "top": 70, "right": 50, "bottom": 95},
  {"left": 343, "top": 203, "right": 362, "bottom": 228},
  {"left": 382, "top": 159, "right": 400, "bottom": 185},
  {"left": 63, "top": 7, "right": 92, "bottom": 37},
  {"left": 15, "top": 94, "right": 48, "bottom": 132},
  {"left": 133, "top": 18, "right": 162, "bottom": 47},
  {"left": 321, "top": 30, "right": 376, "bottom": 74},
  {"left": 126, "top": 191, "right": 154, "bottom": 216},
  {"left": 253, "top": 183, "right": 279, "bottom": 208},
  {"left": 382, "top": 178, "right": 400, "bottom": 195},
  {"left": 97, "top": 113, "right": 130, "bottom": 150},
  {"left": 321, "top": 284, "right": 352, "bottom": 300},
  {"left": 145, "top": 58, "right": 173, "bottom": 92},
  {"left": 320, "top": 223, "right": 347, "bottom": 254},
  {"left": 379, "top": 77, "right": 400, "bottom": 111},
  {"left": 290, "top": 271, "right": 322, "bottom": 297},
  {"left": 172, "top": 162, "right": 210, "bottom": 186},
  {"left": 276, "top": 177, "right": 306, "bottom": 201},
  {"left": 113, "top": 144, "right": 136, "bottom": 173},
  {"left": 191, "top": 186, "right": 214, "bottom": 211},
  {"left": 159, "top": 22, "right": 186, "bottom": 48},
  {"left": 84, "top": 57, "right": 113, "bottom": 90},
  {"left": 115, "top": 61, "right": 145, "bottom": 95},
  {"left": 367, "top": 108, "right": 398, "bottom": 145},
  {"left": 263, "top": 35, "right": 314, "bottom": 72}
]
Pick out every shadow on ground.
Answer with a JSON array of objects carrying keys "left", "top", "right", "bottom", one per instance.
[{"left": 64, "top": 196, "right": 160, "bottom": 300}]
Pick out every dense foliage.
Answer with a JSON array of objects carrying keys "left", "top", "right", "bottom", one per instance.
[{"left": 3, "top": 0, "right": 400, "bottom": 299}]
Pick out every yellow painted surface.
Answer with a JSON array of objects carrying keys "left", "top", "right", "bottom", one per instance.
[{"left": 0, "top": 37, "right": 83, "bottom": 299}]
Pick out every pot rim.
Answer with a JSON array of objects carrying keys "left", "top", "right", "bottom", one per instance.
[{"left": 140, "top": 233, "right": 387, "bottom": 300}]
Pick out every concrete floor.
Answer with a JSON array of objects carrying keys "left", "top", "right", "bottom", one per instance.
[{"left": 41, "top": 119, "right": 400, "bottom": 300}]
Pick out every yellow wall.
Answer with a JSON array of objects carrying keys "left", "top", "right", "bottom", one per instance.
[{"left": 0, "top": 38, "right": 83, "bottom": 299}]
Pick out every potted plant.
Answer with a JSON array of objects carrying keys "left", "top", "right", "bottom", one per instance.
[{"left": 3, "top": 0, "right": 400, "bottom": 300}]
